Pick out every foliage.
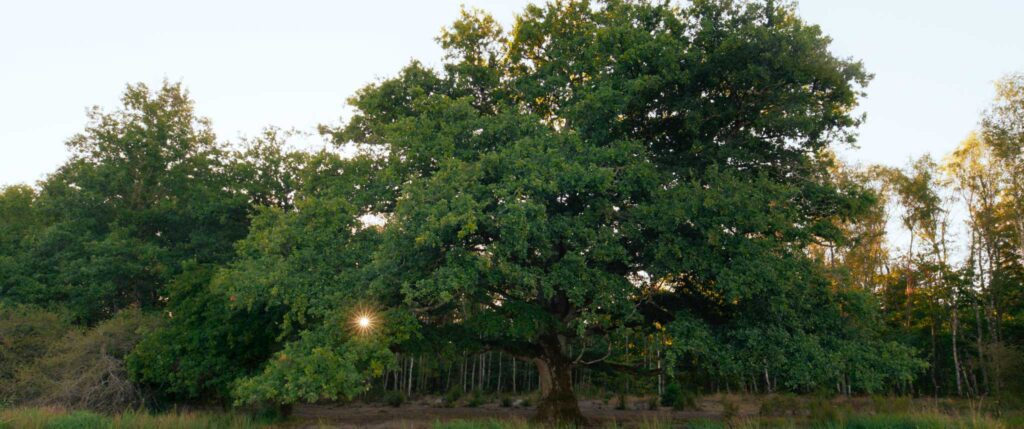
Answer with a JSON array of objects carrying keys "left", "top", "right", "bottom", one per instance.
[
  {"left": 214, "top": 150, "right": 406, "bottom": 406},
  {"left": 126, "top": 263, "right": 283, "bottom": 404},
  {"left": 0, "top": 82, "right": 254, "bottom": 325},
  {"left": 660, "top": 382, "right": 696, "bottom": 410},
  {"left": 2, "top": 0, "right": 1022, "bottom": 421},
  {"left": 0, "top": 186, "right": 46, "bottom": 307},
  {"left": 383, "top": 390, "right": 406, "bottom": 407},
  {"left": 231, "top": 318, "right": 401, "bottom": 405},
  {"left": 466, "top": 391, "right": 486, "bottom": 408},
  {"left": 314, "top": 0, "right": 904, "bottom": 422},
  {"left": 0, "top": 304, "right": 68, "bottom": 394}
]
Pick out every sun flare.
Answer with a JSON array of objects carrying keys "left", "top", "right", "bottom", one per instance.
[{"left": 352, "top": 311, "right": 376, "bottom": 334}]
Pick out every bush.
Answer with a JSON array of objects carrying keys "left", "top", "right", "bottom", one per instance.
[
  {"left": 466, "top": 391, "right": 485, "bottom": 408},
  {"left": 127, "top": 263, "right": 282, "bottom": 405},
  {"left": 500, "top": 396, "right": 513, "bottom": 408},
  {"left": 660, "top": 382, "right": 681, "bottom": 408},
  {"left": 443, "top": 388, "right": 463, "bottom": 407},
  {"left": 7, "top": 308, "right": 161, "bottom": 412},
  {"left": 660, "top": 382, "right": 697, "bottom": 410},
  {"left": 0, "top": 304, "right": 69, "bottom": 393},
  {"left": 384, "top": 391, "right": 406, "bottom": 407}
]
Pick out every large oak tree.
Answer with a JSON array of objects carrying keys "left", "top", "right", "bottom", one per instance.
[{"left": 223, "top": 0, "right": 919, "bottom": 423}]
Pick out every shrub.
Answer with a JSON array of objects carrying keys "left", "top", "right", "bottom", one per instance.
[
  {"left": 661, "top": 382, "right": 698, "bottom": 411},
  {"left": 660, "top": 382, "right": 682, "bottom": 408},
  {"left": 500, "top": 396, "right": 513, "bottom": 408},
  {"left": 384, "top": 391, "right": 406, "bottom": 407},
  {"left": 7, "top": 308, "right": 161, "bottom": 412},
  {"left": 443, "top": 387, "right": 463, "bottom": 407},
  {"left": 126, "top": 263, "right": 282, "bottom": 405},
  {"left": 0, "top": 304, "right": 68, "bottom": 394},
  {"left": 466, "top": 391, "right": 485, "bottom": 408}
]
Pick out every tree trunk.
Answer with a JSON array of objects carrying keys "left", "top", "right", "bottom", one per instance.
[
  {"left": 952, "top": 298, "right": 963, "bottom": 396},
  {"left": 533, "top": 357, "right": 585, "bottom": 425},
  {"left": 512, "top": 359, "right": 517, "bottom": 393},
  {"left": 497, "top": 352, "right": 504, "bottom": 393},
  {"left": 930, "top": 322, "right": 939, "bottom": 397},
  {"left": 403, "top": 354, "right": 411, "bottom": 397}
]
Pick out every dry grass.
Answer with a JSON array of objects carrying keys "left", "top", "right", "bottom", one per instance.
[{"left": 0, "top": 406, "right": 268, "bottom": 429}]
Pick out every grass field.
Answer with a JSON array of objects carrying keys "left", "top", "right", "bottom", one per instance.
[
  {"left": 3, "top": 396, "right": 1022, "bottom": 428},
  {"left": 0, "top": 407, "right": 270, "bottom": 429}
]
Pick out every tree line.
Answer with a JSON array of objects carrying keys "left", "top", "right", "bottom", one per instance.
[{"left": 0, "top": 0, "right": 1022, "bottom": 424}]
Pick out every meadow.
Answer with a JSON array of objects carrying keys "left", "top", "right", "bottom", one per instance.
[{"left": 4, "top": 394, "right": 1021, "bottom": 428}]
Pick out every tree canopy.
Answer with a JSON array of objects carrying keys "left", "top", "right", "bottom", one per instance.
[
  {"left": 213, "top": 0, "right": 918, "bottom": 422},
  {"left": 5, "top": 0, "right": 1024, "bottom": 424}
]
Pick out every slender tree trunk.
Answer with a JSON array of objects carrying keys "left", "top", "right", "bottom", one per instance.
[
  {"left": 953, "top": 298, "right": 963, "bottom": 396},
  {"left": 471, "top": 354, "right": 477, "bottom": 392},
  {"left": 407, "top": 356, "right": 414, "bottom": 397},
  {"left": 462, "top": 354, "right": 468, "bottom": 393},
  {"left": 931, "top": 322, "right": 939, "bottom": 397},
  {"left": 656, "top": 347, "right": 663, "bottom": 396},
  {"left": 512, "top": 358, "right": 517, "bottom": 393},
  {"left": 976, "top": 301, "right": 989, "bottom": 394},
  {"left": 446, "top": 361, "right": 452, "bottom": 392},
  {"left": 479, "top": 353, "right": 485, "bottom": 391}
]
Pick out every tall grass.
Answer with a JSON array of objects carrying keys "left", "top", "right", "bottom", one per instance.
[
  {"left": 430, "top": 412, "right": 1012, "bottom": 429},
  {"left": 687, "top": 412, "right": 1008, "bottom": 429},
  {"left": 837, "top": 412, "right": 1007, "bottom": 429},
  {"left": 433, "top": 419, "right": 533, "bottom": 429},
  {"left": 2, "top": 406, "right": 1015, "bottom": 429},
  {"left": 0, "top": 407, "right": 268, "bottom": 429}
]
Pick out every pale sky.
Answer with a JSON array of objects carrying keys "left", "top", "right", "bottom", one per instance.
[{"left": 2, "top": 0, "right": 1022, "bottom": 187}]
